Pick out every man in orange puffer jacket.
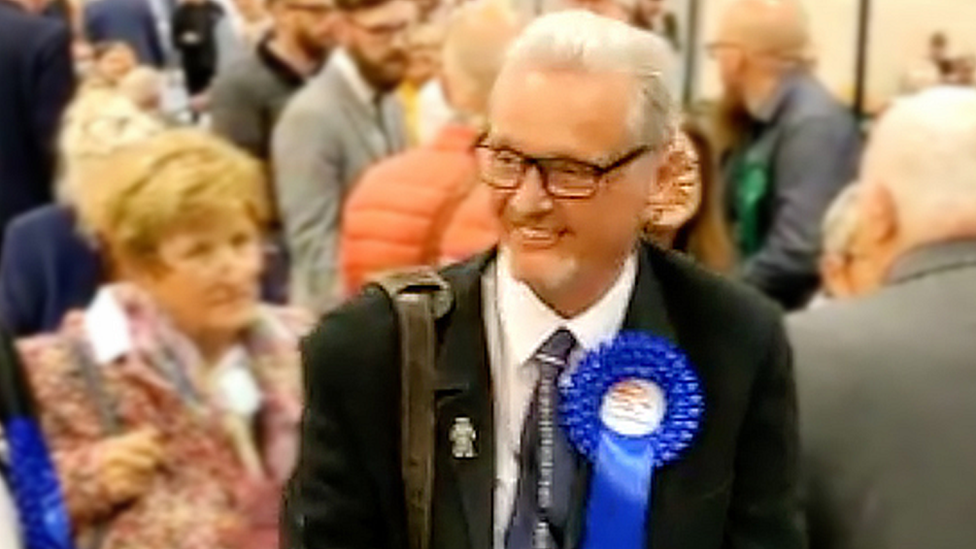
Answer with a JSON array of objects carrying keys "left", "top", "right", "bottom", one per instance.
[{"left": 340, "top": 0, "right": 518, "bottom": 295}]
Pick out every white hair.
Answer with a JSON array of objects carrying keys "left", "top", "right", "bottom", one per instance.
[
  {"left": 117, "top": 67, "right": 164, "bottom": 110},
  {"left": 500, "top": 10, "right": 678, "bottom": 150},
  {"left": 862, "top": 87, "right": 976, "bottom": 230},
  {"left": 821, "top": 183, "right": 861, "bottom": 255},
  {"left": 58, "top": 88, "right": 165, "bottom": 205}
]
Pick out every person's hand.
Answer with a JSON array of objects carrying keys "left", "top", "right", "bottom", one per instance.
[
  {"left": 189, "top": 93, "right": 210, "bottom": 113},
  {"left": 98, "top": 428, "right": 165, "bottom": 504}
]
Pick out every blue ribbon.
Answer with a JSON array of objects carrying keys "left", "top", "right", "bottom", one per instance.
[
  {"left": 560, "top": 332, "right": 704, "bottom": 549},
  {"left": 6, "top": 418, "right": 76, "bottom": 549}
]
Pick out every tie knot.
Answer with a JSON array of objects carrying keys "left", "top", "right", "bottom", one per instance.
[{"left": 535, "top": 328, "right": 577, "bottom": 366}]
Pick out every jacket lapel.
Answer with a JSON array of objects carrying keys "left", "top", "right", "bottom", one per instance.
[
  {"left": 320, "top": 62, "right": 389, "bottom": 163},
  {"left": 382, "top": 95, "right": 408, "bottom": 153},
  {"left": 436, "top": 251, "right": 496, "bottom": 549},
  {"left": 564, "top": 244, "right": 678, "bottom": 549}
]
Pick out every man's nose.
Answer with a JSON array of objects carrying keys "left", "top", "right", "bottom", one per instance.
[{"left": 508, "top": 165, "right": 553, "bottom": 215}]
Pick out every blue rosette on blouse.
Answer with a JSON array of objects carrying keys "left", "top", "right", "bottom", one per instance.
[
  {"left": 559, "top": 331, "right": 704, "bottom": 549},
  {"left": 1, "top": 328, "right": 75, "bottom": 549}
]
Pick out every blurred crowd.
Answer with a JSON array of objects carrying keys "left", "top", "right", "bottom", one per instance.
[{"left": 1, "top": 0, "right": 976, "bottom": 547}]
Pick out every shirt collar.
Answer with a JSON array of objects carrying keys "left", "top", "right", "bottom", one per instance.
[
  {"left": 753, "top": 71, "right": 801, "bottom": 124},
  {"left": 885, "top": 238, "right": 976, "bottom": 286},
  {"left": 496, "top": 248, "right": 638, "bottom": 367},
  {"left": 331, "top": 47, "right": 380, "bottom": 107},
  {"left": 257, "top": 37, "right": 313, "bottom": 89}
]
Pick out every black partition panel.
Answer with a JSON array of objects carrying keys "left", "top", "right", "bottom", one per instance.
[{"left": 854, "top": 0, "right": 872, "bottom": 119}]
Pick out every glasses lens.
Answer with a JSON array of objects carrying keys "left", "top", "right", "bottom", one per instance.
[
  {"left": 545, "top": 162, "right": 599, "bottom": 198},
  {"left": 477, "top": 148, "right": 523, "bottom": 189}
]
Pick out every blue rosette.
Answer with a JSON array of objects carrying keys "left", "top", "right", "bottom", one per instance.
[
  {"left": 559, "top": 331, "right": 704, "bottom": 549},
  {"left": 6, "top": 419, "right": 75, "bottom": 549}
]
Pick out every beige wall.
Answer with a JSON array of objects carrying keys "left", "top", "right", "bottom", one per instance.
[
  {"left": 691, "top": 0, "right": 976, "bottom": 106},
  {"left": 507, "top": 0, "right": 975, "bottom": 107}
]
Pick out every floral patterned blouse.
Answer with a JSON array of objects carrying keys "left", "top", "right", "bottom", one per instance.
[{"left": 18, "top": 284, "right": 312, "bottom": 549}]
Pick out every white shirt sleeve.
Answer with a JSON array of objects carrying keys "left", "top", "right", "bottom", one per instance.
[{"left": 0, "top": 477, "right": 23, "bottom": 549}]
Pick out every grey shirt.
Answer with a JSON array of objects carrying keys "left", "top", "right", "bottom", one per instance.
[
  {"left": 209, "top": 39, "right": 308, "bottom": 161},
  {"left": 272, "top": 49, "right": 407, "bottom": 314}
]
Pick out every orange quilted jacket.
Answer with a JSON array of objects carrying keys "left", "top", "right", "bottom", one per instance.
[{"left": 340, "top": 124, "right": 498, "bottom": 295}]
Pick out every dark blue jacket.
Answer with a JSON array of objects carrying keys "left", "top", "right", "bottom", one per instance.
[
  {"left": 0, "top": 205, "right": 290, "bottom": 337},
  {"left": 0, "top": 206, "right": 100, "bottom": 337},
  {"left": 0, "top": 0, "right": 75, "bottom": 252},
  {"left": 723, "top": 72, "right": 862, "bottom": 310},
  {"left": 84, "top": 0, "right": 166, "bottom": 67}
]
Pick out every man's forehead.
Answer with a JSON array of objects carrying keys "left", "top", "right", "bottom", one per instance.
[
  {"left": 350, "top": 0, "right": 417, "bottom": 25},
  {"left": 715, "top": 0, "right": 810, "bottom": 54},
  {"left": 487, "top": 67, "right": 633, "bottom": 160}
]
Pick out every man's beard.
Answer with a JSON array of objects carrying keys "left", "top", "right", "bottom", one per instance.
[
  {"left": 713, "top": 88, "right": 753, "bottom": 154},
  {"left": 348, "top": 46, "right": 407, "bottom": 93},
  {"left": 295, "top": 30, "right": 330, "bottom": 65}
]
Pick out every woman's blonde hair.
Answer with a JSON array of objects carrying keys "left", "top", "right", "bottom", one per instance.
[
  {"left": 76, "top": 129, "right": 270, "bottom": 265},
  {"left": 117, "top": 66, "right": 164, "bottom": 110},
  {"left": 58, "top": 87, "right": 165, "bottom": 204}
]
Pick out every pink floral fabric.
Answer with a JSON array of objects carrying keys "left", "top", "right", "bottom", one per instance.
[{"left": 17, "top": 284, "right": 312, "bottom": 549}]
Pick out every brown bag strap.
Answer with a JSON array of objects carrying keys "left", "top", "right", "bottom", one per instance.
[{"left": 373, "top": 268, "right": 453, "bottom": 549}]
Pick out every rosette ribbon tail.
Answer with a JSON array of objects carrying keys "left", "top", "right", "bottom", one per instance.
[
  {"left": 581, "top": 430, "right": 655, "bottom": 549},
  {"left": 6, "top": 418, "right": 76, "bottom": 549}
]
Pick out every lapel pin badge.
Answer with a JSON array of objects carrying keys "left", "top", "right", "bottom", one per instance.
[{"left": 450, "top": 417, "right": 477, "bottom": 459}]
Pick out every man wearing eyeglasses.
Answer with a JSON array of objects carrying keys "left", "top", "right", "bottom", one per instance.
[
  {"left": 286, "top": 10, "right": 801, "bottom": 549},
  {"left": 273, "top": 0, "right": 413, "bottom": 314}
]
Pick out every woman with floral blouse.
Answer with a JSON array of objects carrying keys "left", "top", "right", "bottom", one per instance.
[{"left": 18, "top": 128, "right": 311, "bottom": 549}]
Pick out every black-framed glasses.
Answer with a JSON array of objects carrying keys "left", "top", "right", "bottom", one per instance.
[{"left": 474, "top": 139, "right": 652, "bottom": 199}]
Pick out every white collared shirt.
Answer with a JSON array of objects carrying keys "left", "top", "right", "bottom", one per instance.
[
  {"left": 483, "top": 249, "right": 638, "bottom": 548},
  {"left": 0, "top": 476, "right": 22, "bottom": 549}
]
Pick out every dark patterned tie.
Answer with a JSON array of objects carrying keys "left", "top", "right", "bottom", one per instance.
[{"left": 505, "top": 328, "right": 579, "bottom": 549}]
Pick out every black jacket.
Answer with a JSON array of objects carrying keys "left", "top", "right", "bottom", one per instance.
[
  {"left": 0, "top": 0, "right": 75, "bottom": 251},
  {"left": 285, "top": 244, "right": 803, "bottom": 549}
]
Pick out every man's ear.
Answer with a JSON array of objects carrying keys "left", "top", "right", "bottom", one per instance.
[
  {"left": 860, "top": 181, "right": 898, "bottom": 247},
  {"left": 643, "top": 131, "right": 703, "bottom": 234},
  {"left": 820, "top": 254, "right": 852, "bottom": 299}
]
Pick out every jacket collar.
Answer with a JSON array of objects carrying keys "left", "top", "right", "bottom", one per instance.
[
  {"left": 317, "top": 53, "right": 403, "bottom": 160},
  {"left": 256, "top": 36, "right": 315, "bottom": 89},
  {"left": 752, "top": 70, "right": 805, "bottom": 125},
  {"left": 886, "top": 238, "right": 976, "bottom": 286}
]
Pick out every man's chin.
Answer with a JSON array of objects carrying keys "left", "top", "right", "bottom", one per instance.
[{"left": 507, "top": 249, "right": 580, "bottom": 296}]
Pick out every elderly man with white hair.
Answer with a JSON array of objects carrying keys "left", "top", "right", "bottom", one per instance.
[
  {"left": 789, "top": 86, "right": 976, "bottom": 549},
  {"left": 285, "top": 10, "right": 802, "bottom": 549}
]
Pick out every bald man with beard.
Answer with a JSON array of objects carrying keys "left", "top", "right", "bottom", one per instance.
[{"left": 710, "top": 0, "right": 861, "bottom": 310}]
